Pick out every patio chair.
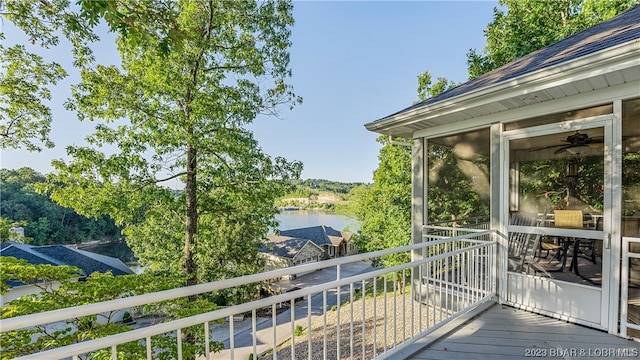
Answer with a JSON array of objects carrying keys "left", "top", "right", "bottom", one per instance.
[
  {"left": 538, "top": 239, "right": 564, "bottom": 259},
  {"left": 508, "top": 210, "right": 547, "bottom": 272},
  {"left": 554, "top": 209, "right": 584, "bottom": 229},
  {"left": 537, "top": 211, "right": 565, "bottom": 260},
  {"left": 551, "top": 209, "right": 600, "bottom": 273}
]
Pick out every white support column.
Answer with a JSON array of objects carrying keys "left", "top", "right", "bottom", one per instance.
[
  {"left": 608, "top": 99, "right": 623, "bottom": 334},
  {"left": 412, "top": 137, "right": 426, "bottom": 300},
  {"left": 412, "top": 137, "right": 426, "bottom": 250},
  {"left": 491, "top": 122, "right": 506, "bottom": 302}
]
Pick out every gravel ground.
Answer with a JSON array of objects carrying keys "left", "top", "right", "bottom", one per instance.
[{"left": 260, "top": 291, "right": 445, "bottom": 360}]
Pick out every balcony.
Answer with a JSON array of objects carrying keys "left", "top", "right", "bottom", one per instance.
[{"left": 1, "top": 227, "right": 637, "bottom": 359}]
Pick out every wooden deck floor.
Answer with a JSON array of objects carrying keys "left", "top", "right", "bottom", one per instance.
[{"left": 407, "top": 304, "right": 640, "bottom": 360}]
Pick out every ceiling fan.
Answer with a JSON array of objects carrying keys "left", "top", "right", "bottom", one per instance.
[{"left": 531, "top": 131, "right": 604, "bottom": 155}]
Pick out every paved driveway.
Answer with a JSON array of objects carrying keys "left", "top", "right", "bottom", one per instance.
[
  {"left": 210, "top": 260, "right": 374, "bottom": 359},
  {"left": 274, "top": 260, "right": 374, "bottom": 292}
]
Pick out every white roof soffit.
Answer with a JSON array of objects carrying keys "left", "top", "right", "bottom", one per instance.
[{"left": 365, "top": 40, "right": 640, "bottom": 138}]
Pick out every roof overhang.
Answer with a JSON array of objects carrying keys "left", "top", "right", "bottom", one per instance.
[{"left": 365, "top": 40, "right": 640, "bottom": 139}]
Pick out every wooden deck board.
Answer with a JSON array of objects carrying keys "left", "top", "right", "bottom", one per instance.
[
  {"left": 444, "top": 330, "right": 636, "bottom": 346},
  {"left": 408, "top": 304, "right": 640, "bottom": 360},
  {"left": 410, "top": 349, "right": 530, "bottom": 359}
]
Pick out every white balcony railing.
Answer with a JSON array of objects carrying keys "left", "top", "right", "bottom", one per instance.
[
  {"left": 1, "top": 229, "right": 496, "bottom": 360},
  {"left": 425, "top": 216, "right": 491, "bottom": 237},
  {"left": 621, "top": 236, "right": 640, "bottom": 340}
]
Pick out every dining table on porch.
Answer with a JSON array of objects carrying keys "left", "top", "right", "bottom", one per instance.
[{"left": 539, "top": 210, "right": 601, "bottom": 280}]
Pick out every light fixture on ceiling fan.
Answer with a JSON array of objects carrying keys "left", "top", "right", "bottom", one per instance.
[
  {"left": 565, "top": 145, "right": 591, "bottom": 155},
  {"left": 566, "top": 158, "right": 578, "bottom": 177}
]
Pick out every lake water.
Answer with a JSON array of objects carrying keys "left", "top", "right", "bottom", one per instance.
[
  {"left": 83, "top": 211, "right": 358, "bottom": 270},
  {"left": 276, "top": 210, "right": 359, "bottom": 232}
]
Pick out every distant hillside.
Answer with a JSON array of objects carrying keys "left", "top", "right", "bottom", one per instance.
[
  {"left": 0, "top": 168, "right": 120, "bottom": 245},
  {"left": 276, "top": 179, "right": 366, "bottom": 211},
  {"left": 294, "top": 179, "right": 366, "bottom": 194}
]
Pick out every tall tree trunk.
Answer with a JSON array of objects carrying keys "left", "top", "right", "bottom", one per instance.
[
  {"left": 183, "top": 140, "right": 198, "bottom": 360},
  {"left": 184, "top": 141, "right": 198, "bottom": 289}
]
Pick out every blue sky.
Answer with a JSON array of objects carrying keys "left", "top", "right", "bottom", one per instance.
[{"left": 1, "top": 1, "right": 498, "bottom": 185}]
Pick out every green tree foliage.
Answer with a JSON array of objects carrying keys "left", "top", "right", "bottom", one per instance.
[
  {"left": 295, "top": 179, "right": 365, "bottom": 194},
  {"left": 0, "top": 256, "right": 81, "bottom": 296},
  {"left": 623, "top": 152, "right": 640, "bottom": 216},
  {"left": 281, "top": 186, "right": 319, "bottom": 200},
  {"left": 519, "top": 152, "right": 640, "bottom": 216},
  {"left": 416, "top": 70, "right": 457, "bottom": 103},
  {"left": 0, "top": 43, "right": 66, "bottom": 151},
  {"left": 0, "top": 0, "right": 101, "bottom": 151},
  {"left": 467, "top": 0, "right": 639, "bottom": 79},
  {"left": 350, "top": 136, "right": 412, "bottom": 268},
  {"left": 0, "top": 0, "right": 198, "bottom": 151},
  {"left": 0, "top": 218, "right": 23, "bottom": 242},
  {"left": 276, "top": 179, "right": 362, "bottom": 212},
  {"left": 1, "top": 257, "right": 220, "bottom": 359},
  {"left": 0, "top": 168, "right": 120, "bottom": 244},
  {"left": 43, "top": 1, "right": 302, "bottom": 292}
]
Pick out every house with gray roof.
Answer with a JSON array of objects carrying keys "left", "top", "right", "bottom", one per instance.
[
  {"left": 278, "top": 225, "right": 356, "bottom": 259},
  {"left": 1, "top": 241, "right": 134, "bottom": 304},
  {"left": 260, "top": 235, "right": 324, "bottom": 278},
  {"left": 259, "top": 225, "right": 357, "bottom": 278}
]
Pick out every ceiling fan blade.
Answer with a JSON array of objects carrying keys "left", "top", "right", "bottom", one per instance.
[
  {"left": 553, "top": 145, "right": 573, "bottom": 154},
  {"left": 587, "top": 136, "right": 627, "bottom": 149},
  {"left": 529, "top": 144, "right": 565, "bottom": 152},
  {"left": 529, "top": 133, "right": 617, "bottom": 153}
]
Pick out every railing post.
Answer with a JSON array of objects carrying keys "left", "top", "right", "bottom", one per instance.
[
  {"left": 290, "top": 299, "right": 295, "bottom": 359},
  {"left": 229, "top": 315, "right": 235, "bottom": 360},
  {"left": 204, "top": 321, "right": 210, "bottom": 360},
  {"left": 621, "top": 237, "right": 628, "bottom": 337},
  {"left": 336, "top": 264, "right": 341, "bottom": 360},
  {"left": 146, "top": 336, "right": 152, "bottom": 360},
  {"left": 307, "top": 294, "right": 312, "bottom": 360},
  {"left": 252, "top": 309, "right": 257, "bottom": 359},
  {"left": 323, "top": 290, "right": 327, "bottom": 360},
  {"left": 177, "top": 328, "right": 183, "bottom": 360},
  {"left": 272, "top": 303, "right": 277, "bottom": 360}
]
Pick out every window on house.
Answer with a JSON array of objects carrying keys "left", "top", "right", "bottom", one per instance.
[{"left": 622, "top": 97, "right": 640, "bottom": 233}]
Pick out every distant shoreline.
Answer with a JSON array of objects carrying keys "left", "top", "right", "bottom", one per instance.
[
  {"left": 73, "top": 238, "right": 125, "bottom": 249},
  {"left": 278, "top": 206, "right": 300, "bottom": 211}
]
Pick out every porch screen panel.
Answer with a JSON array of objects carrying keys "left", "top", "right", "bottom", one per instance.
[
  {"left": 509, "top": 128, "right": 604, "bottom": 287},
  {"left": 425, "top": 128, "right": 490, "bottom": 229}
]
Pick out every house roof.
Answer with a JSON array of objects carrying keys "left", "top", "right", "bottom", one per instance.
[
  {"left": 260, "top": 235, "right": 322, "bottom": 259},
  {"left": 1, "top": 242, "right": 134, "bottom": 287},
  {"left": 365, "top": 5, "right": 640, "bottom": 138},
  {"left": 260, "top": 225, "right": 353, "bottom": 259},
  {"left": 279, "top": 225, "right": 352, "bottom": 247}
]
